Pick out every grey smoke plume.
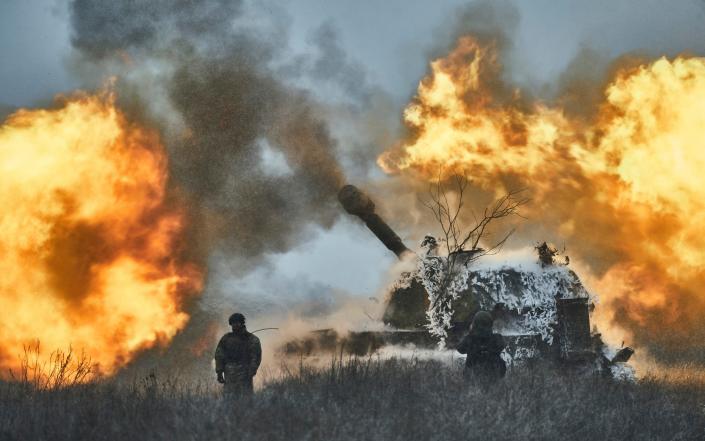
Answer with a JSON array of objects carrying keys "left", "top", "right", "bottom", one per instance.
[
  {"left": 70, "top": 0, "right": 345, "bottom": 272},
  {"left": 306, "top": 21, "right": 372, "bottom": 106}
]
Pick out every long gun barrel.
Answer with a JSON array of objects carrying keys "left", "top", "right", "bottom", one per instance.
[{"left": 338, "top": 185, "right": 412, "bottom": 259}]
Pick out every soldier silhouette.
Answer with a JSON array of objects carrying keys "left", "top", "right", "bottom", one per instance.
[
  {"left": 456, "top": 310, "right": 506, "bottom": 383},
  {"left": 214, "top": 313, "right": 262, "bottom": 397}
]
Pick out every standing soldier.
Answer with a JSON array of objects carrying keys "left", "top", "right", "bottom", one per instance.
[
  {"left": 215, "top": 313, "right": 262, "bottom": 396},
  {"left": 456, "top": 310, "right": 506, "bottom": 383}
]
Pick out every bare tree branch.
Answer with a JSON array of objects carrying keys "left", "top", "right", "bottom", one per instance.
[{"left": 421, "top": 173, "right": 529, "bottom": 314}]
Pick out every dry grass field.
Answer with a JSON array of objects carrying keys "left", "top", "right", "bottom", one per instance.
[{"left": 2, "top": 356, "right": 705, "bottom": 441}]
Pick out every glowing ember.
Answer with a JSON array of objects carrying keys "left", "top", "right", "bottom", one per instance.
[
  {"left": 380, "top": 36, "right": 705, "bottom": 361},
  {"left": 0, "top": 92, "right": 202, "bottom": 377}
]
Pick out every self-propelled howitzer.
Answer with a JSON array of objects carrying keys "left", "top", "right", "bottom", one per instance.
[{"left": 333, "top": 184, "right": 634, "bottom": 377}]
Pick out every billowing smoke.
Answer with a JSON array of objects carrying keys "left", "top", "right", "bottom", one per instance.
[{"left": 70, "top": 0, "right": 345, "bottom": 270}]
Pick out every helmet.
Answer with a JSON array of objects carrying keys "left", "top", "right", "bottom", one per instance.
[
  {"left": 471, "top": 310, "right": 493, "bottom": 332},
  {"left": 228, "top": 313, "right": 246, "bottom": 325}
]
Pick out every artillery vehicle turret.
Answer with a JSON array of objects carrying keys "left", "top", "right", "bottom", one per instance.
[{"left": 284, "top": 185, "right": 634, "bottom": 378}]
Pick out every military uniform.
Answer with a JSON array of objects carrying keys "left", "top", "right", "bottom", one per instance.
[
  {"left": 457, "top": 311, "right": 506, "bottom": 382},
  {"left": 215, "top": 330, "right": 262, "bottom": 396}
]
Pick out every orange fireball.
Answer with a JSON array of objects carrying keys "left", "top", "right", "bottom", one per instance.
[
  {"left": 380, "top": 36, "right": 705, "bottom": 361},
  {"left": 0, "top": 92, "right": 202, "bottom": 377}
]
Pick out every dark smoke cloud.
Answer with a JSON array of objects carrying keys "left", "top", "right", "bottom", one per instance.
[
  {"left": 430, "top": 0, "right": 520, "bottom": 87},
  {"left": 70, "top": 0, "right": 344, "bottom": 272},
  {"left": 553, "top": 46, "right": 612, "bottom": 118},
  {"left": 71, "top": 0, "right": 249, "bottom": 58},
  {"left": 306, "top": 21, "right": 372, "bottom": 106},
  {"left": 451, "top": 0, "right": 519, "bottom": 48},
  {"left": 166, "top": 57, "right": 343, "bottom": 265}
]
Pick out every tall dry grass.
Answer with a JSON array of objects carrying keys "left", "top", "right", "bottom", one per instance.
[
  {"left": 1, "top": 355, "right": 704, "bottom": 440},
  {"left": 5, "top": 342, "right": 93, "bottom": 391}
]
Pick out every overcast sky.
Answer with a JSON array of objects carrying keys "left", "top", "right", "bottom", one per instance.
[
  {"left": 3, "top": 0, "right": 705, "bottom": 300},
  {"left": 5, "top": 0, "right": 705, "bottom": 105}
]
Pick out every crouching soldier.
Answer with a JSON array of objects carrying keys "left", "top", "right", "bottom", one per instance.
[
  {"left": 457, "top": 310, "right": 506, "bottom": 383},
  {"left": 215, "top": 313, "right": 262, "bottom": 397}
]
